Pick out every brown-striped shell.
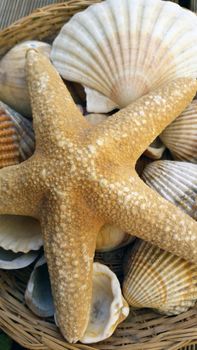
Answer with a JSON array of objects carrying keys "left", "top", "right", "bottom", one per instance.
[
  {"left": 0, "top": 109, "right": 19, "bottom": 168},
  {"left": 123, "top": 240, "right": 197, "bottom": 315}
]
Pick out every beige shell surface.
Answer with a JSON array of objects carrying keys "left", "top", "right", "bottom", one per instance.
[
  {"left": 96, "top": 223, "right": 135, "bottom": 252},
  {"left": 0, "top": 110, "right": 19, "bottom": 168},
  {"left": 0, "top": 41, "right": 51, "bottom": 117},
  {"left": 160, "top": 100, "right": 197, "bottom": 162},
  {"left": 0, "top": 215, "right": 42, "bottom": 253},
  {"left": 141, "top": 160, "right": 197, "bottom": 220},
  {"left": 80, "top": 262, "right": 129, "bottom": 343},
  {"left": 0, "top": 102, "right": 35, "bottom": 161},
  {"left": 51, "top": 0, "right": 197, "bottom": 113},
  {"left": 123, "top": 240, "right": 197, "bottom": 315}
]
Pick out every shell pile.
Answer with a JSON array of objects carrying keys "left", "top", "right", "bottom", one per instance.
[{"left": 1, "top": 0, "right": 197, "bottom": 345}]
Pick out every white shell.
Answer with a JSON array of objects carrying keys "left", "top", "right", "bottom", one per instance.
[
  {"left": 0, "top": 41, "right": 51, "bottom": 117},
  {"left": 96, "top": 223, "right": 134, "bottom": 252},
  {"left": 123, "top": 240, "right": 197, "bottom": 315},
  {"left": 80, "top": 262, "right": 129, "bottom": 343},
  {"left": 160, "top": 100, "right": 197, "bottom": 162},
  {"left": 51, "top": 0, "right": 197, "bottom": 113},
  {"left": 25, "top": 256, "right": 54, "bottom": 318},
  {"left": 0, "top": 101, "right": 35, "bottom": 161},
  {"left": 141, "top": 160, "right": 197, "bottom": 220},
  {"left": 0, "top": 247, "right": 38, "bottom": 270},
  {"left": 0, "top": 215, "right": 42, "bottom": 253}
]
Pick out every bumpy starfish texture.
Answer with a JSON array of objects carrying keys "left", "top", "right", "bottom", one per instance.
[{"left": 0, "top": 50, "right": 197, "bottom": 343}]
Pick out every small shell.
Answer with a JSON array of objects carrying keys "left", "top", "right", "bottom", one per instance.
[
  {"left": 144, "top": 138, "right": 166, "bottom": 160},
  {"left": 51, "top": 0, "right": 197, "bottom": 113},
  {"left": 25, "top": 256, "right": 54, "bottom": 318},
  {"left": 123, "top": 240, "right": 197, "bottom": 315},
  {"left": 141, "top": 160, "right": 197, "bottom": 220},
  {"left": 0, "top": 110, "right": 19, "bottom": 168},
  {"left": 0, "top": 247, "right": 38, "bottom": 270},
  {"left": 0, "top": 41, "right": 51, "bottom": 117},
  {"left": 0, "top": 215, "right": 43, "bottom": 253},
  {"left": 160, "top": 100, "right": 197, "bottom": 162},
  {"left": 0, "top": 102, "right": 35, "bottom": 161},
  {"left": 96, "top": 223, "right": 135, "bottom": 252},
  {"left": 80, "top": 263, "right": 129, "bottom": 343}
]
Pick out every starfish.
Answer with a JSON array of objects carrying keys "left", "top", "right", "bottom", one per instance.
[{"left": 0, "top": 50, "right": 197, "bottom": 343}]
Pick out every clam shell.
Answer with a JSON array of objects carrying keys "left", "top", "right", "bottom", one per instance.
[
  {"left": 160, "top": 100, "right": 197, "bottom": 162},
  {"left": 0, "top": 41, "right": 51, "bottom": 117},
  {"left": 25, "top": 256, "right": 54, "bottom": 318},
  {"left": 0, "top": 102, "right": 35, "bottom": 161},
  {"left": 0, "top": 247, "right": 38, "bottom": 270},
  {"left": 144, "top": 138, "right": 166, "bottom": 160},
  {"left": 123, "top": 240, "right": 197, "bottom": 315},
  {"left": 0, "top": 110, "right": 19, "bottom": 168},
  {"left": 96, "top": 223, "right": 135, "bottom": 252},
  {"left": 80, "top": 262, "right": 129, "bottom": 343},
  {"left": 141, "top": 160, "right": 197, "bottom": 220},
  {"left": 0, "top": 215, "right": 42, "bottom": 253},
  {"left": 51, "top": 0, "right": 197, "bottom": 113}
]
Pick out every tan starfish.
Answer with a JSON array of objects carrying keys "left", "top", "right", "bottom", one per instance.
[{"left": 0, "top": 50, "right": 197, "bottom": 343}]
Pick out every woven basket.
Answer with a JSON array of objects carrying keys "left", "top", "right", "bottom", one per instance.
[{"left": 1, "top": 1, "right": 197, "bottom": 349}]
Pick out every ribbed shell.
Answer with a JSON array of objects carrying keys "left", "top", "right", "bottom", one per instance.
[
  {"left": 160, "top": 100, "right": 197, "bottom": 162},
  {"left": 0, "top": 102, "right": 35, "bottom": 161},
  {"left": 0, "top": 110, "right": 19, "bottom": 168},
  {"left": 51, "top": 0, "right": 197, "bottom": 113},
  {"left": 123, "top": 240, "right": 197, "bottom": 315},
  {"left": 141, "top": 160, "right": 197, "bottom": 220}
]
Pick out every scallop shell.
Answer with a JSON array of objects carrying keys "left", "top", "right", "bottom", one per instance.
[
  {"left": 0, "top": 215, "right": 42, "bottom": 253},
  {"left": 0, "top": 110, "right": 19, "bottom": 168},
  {"left": 0, "top": 102, "right": 35, "bottom": 161},
  {"left": 96, "top": 223, "right": 134, "bottom": 252},
  {"left": 25, "top": 256, "right": 54, "bottom": 318},
  {"left": 0, "top": 247, "right": 38, "bottom": 270},
  {"left": 51, "top": 0, "right": 197, "bottom": 113},
  {"left": 141, "top": 160, "right": 197, "bottom": 220},
  {"left": 0, "top": 41, "right": 51, "bottom": 117},
  {"left": 123, "top": 240, "right": 197, "bottom": 315},
  {"left": 160, "top": 100, "right": 197, "bottom": 162},
  {"left": 144, "top": 138, "right": 166, "bottom": 160}
]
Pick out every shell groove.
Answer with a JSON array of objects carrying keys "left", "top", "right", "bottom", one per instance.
[
  {"left": 123, "top": 240, "right": 197, "bottom": 315},
  {"left": 0, "top": 110, "right": 19, "bottom": 168},
  {"left": 51, "top": 0, "right": 197, "bottom": 113},
  {"left": 141, "top": 160, "right": 197, "bottom": 220},
  {"left": 160, "top": 100, "right": 197, "bottom": 162}
]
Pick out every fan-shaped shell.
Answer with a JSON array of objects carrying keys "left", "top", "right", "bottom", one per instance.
[
  {"left": 25, "top": 256, "right": 54, "bottom": 318},
  {"left": 0, "top": 102, "right": 35, "bottom": 161},
  {"left": 123, "top": 240, "right": 197, "bottom": 315},
  {"left": 96, "top": 223, "right": 134, "bottom": 252},
  {"left": 160, "top": 100, "right": 197, "bottom": 162},
  {"left": 141, "top": 160, "right": 197, "bottom": 220},
  {"left": 0, "top": 247, "right": 38, "bottom": 270},
  {"left": 0, "top": 110, "right": 19, "bottom": 168},
  {"left": 51, "top": 0, "right": 197, "bottom": 113},
  {"left": 0, "top": 41, "right": 51, "bottom": 117}
]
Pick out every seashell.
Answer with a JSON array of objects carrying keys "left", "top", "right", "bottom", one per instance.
[
  {"left": 141, "top": 160, "right": 197, "bottom": 220},
  {"left": 0, "top": 41, "right": 51, "bottom": 117},
  {"left": 123, "top": 240, "right": 197, "bottom": 315},
  {"left": 80, "top": 262, "right": 129, "bottom": 343},
  {"left": 25, "top": 256, "right": 54, "bottom": 318},
  {"left": 0, "top": 109, "right": 19, "bottom": 168},
  {"left": 96, "top": 223, "right": 134, "bottom": 252},
  {"left": 160, "top": 100, "right": 197, "bottom": 162},
  {"left": 144, "top": 138, "right": 166, "bottom": 160},
  {"left": 51, "top": 0, "right": 197, "bottom": 113},
  {"left": 0, "top": 247, "right": 38, "bottom": 270},
  {"left": 0, "top": 102, "right": 35, "bottom": 161},
  {"left": 0, "top": 215, "right": 42, "bottom": 253}
]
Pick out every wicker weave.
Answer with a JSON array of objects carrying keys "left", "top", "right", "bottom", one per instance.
[{"left": 0, "top": 1, "right": 197, "bottom": 349}]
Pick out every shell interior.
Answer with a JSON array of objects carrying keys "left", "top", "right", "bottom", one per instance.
[{"left": 0, "top": 247, "right": 38, "bottom": 270}]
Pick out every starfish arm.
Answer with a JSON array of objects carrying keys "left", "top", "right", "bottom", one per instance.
[
  {"left": 91, "top": 173, "right": 197, "bottom": 264},
  {"left": 0, "top": 162, "right": 39, "bottom": 217},
  {"left": 40, "top": 191, "right": 103, "bottom": 343},
  {"left": 26, "top": 50, "right": 89, "bottom": 154},
  {"left": 90, "top": 78, "right": 197, "bottom": 163}
]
